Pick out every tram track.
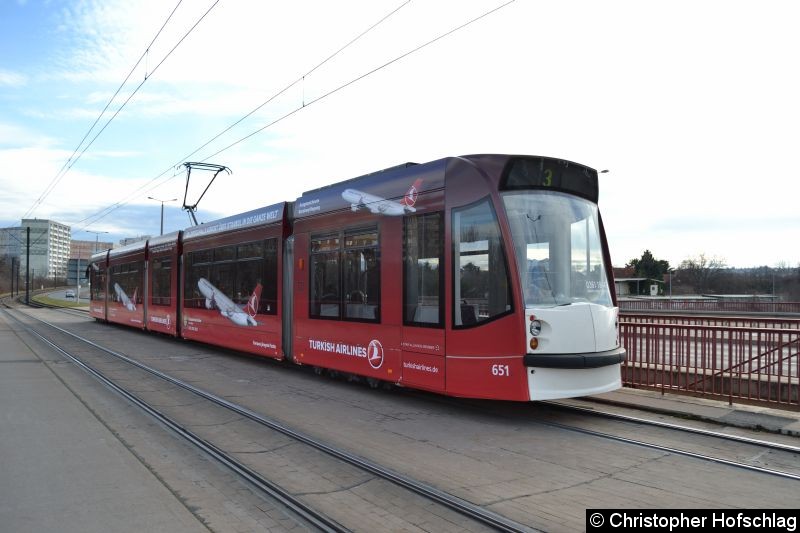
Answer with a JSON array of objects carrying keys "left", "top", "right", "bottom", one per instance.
[
  {"left": 9, "top": 299, "right": 800, "bottom": 487},
  {"left": 2, "top": 304, "right": 533, "bottom": 533},
  {"left": 528, "top": 410, "right": 800, "bottom": 482},
  {"left": 6, "top": 299, "right": 799, "bottom": 529},
  {"left": 543, "top": 400, "right": 800, "bottom": 454},
  {"left": 1, "top": 307, "right": 345, "bottom": 532},
  {"left": 403, "top": 393, "right": 800, "bottom": 483}
]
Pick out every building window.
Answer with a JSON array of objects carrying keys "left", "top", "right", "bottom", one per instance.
[
  {"left": 452, "top": 198, "right": 512, "bottom": 327},
  {"left": 403, "top": 212, "right": 443, "bottom": 327}
]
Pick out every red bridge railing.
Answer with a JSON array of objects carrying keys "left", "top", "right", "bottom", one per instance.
[
  {"left": 619, "top": 317, "right": 800, "bottom": 409},
  {"left": 619, "top": 299, "right": 800, "bottom": 314}
]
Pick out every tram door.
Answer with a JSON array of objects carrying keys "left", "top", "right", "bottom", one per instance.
[
  {"left": 445, "top": 196, "right": 527, "bottom": 400},
  {"left": 400, "top": 212, "right": 446, "bottom": 392}
]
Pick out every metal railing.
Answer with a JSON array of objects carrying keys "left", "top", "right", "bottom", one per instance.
[
  {"left": 621, "top": 313, "right": 800, "bottom": 330},
  {"left": 619, "top": 299, "right": 800, "bottom": 314},
  {"left": 620, "top": 318, "right": 800, "bottom": 409}
]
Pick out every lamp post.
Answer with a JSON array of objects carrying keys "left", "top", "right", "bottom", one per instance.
[
  {"left": 84, "top": 230, "right": 110, "bottom": 253},
  {"left": 76, "top": 249, "right": 81, "bottom": 302},
  {"left": 148, "top": 196, "right": 177, "bottom": 236},
  {"left": 669, "top": 268, "right": 675, "bottom": 299}
]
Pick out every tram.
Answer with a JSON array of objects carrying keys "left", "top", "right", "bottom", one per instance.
[{"left": 88, "top": 154, "right": 625, "bottom": 401}]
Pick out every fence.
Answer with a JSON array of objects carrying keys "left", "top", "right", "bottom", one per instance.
[
  {"left": 621, "top": 313, "right": 800, "bottom": 330},
  {"left": 619, "top": 299, "right": 800, "bottom": 314},
  {"left": 619, "top": 316, "right": 800, "bottom": 409}
]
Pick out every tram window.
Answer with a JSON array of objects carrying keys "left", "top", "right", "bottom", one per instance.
[
  {"left": 310, "top": 229, "right": 380, "bottom": 322},
  {"left": 90, "top": 267, "right": 105, "bottom": 301},
  {"left": 110, "top": 260, "right": 143, "bottom": 305},
  {"left": 312, "top": 235, "right": 339, "bottom": 253},
  {"left": 403, "top": 212, "right": 443, "bottom": 327},
  {"left": 185, "top": 250, "right": 211, "bottom": 309},
  {"left": 211, "top": 263, "right": 236, "bottom": 296},
  {"left": 185, "top": 241, "right": 278, "bottom": 315},
  {"left": 151, "top": 257, "right": 172, "bottom": 306},
  {"left": 215, "top": 246, "right": 235, "bottom": 262},
  {"left": 343, "top": 230, "right": 380, "bottom": 322},
  {"left": 310, "top": 234, "right": 341, "bottom": 319},
  {"left": 258, "top": 238, "right": 278, "bottom": 315},
  {"left": 452, "top": 199, "right": 512, "bottom": 327},
  {"left": 237, "top": 241, "right": 263, "bottom": 259},
  {"left": 235, "top": 239, "right": 277, "bottom": 315},
  {"left": 192, "top": 249, "right": 213, "bottom": 264}
]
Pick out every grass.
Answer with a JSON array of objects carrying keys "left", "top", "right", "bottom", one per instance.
[{"left": 32, "top": 294, "right": 88, "bottom": 308}]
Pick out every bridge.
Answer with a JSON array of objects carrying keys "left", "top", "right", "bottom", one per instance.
[{"left": 620, "top": 310, "right": 800, "bottom": 409}]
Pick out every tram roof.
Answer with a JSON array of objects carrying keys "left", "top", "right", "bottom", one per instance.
[{"left": 182, "top": 202, "right": 286, "bottom": 241}]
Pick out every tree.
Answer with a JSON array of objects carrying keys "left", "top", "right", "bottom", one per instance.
[
  {"left": 679, "top": 253, "right": 726, "bottom": 294},
  {"left": 627, "top": 250, "right": 670, "bottom": 281}
]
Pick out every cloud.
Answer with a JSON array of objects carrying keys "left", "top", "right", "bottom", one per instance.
[
  {"left": 4, "top": 0, "right": 799, "bottom": 270},
  {"left": 0, "top": 144, "right": 155, "bottom": 223},
  {"left": 0, "top": 122, "right": 57, "bottom": 148},
  {"left": 0, "top": 68, "right": 27, "bottom": 87}
]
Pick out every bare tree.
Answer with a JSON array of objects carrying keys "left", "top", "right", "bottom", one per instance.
[{"left": 678, "top": 253, "right": 726, "bottom": 294}]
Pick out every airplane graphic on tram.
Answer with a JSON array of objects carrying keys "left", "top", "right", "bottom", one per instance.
[
  {"left": 89, "top": 154, "right": 625, "bottom": 401},
  {"left": 341, "top": 178, "right": 422, "bottom": 216},
  {"left": 197, "top": 277, "right": 262, "bottom": 327},
  {"left": 113, "top": 283, "right": 137, "bottom": 312}
]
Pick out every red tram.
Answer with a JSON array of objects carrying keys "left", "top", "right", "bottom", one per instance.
[{"left": 88, "top": 154, "right": 625, "bottom": 401}]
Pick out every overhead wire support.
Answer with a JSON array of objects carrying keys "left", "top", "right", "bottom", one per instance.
[{"left": 181, "top": 162, "right": 231, "bottom": 226}]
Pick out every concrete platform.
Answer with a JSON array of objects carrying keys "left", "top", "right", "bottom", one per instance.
[
  {"left": 0, "top": 317, "right": 206, "bottom": 533},
  {"left": 583, "top": 387, "right": 800, "bottom": 437}
]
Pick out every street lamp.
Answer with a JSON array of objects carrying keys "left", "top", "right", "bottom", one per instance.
[
  {"left": 84, "top": 230, "right": 110, "bottom": 253},
  {"left": 668, "top": 268, "right": 676, "bottom": 299},
  {"left": 148, "top": 196, "right": 177, "bottom": 235}
]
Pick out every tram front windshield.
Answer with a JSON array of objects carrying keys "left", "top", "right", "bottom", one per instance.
[{"left": 502, "top": 191, "right": 613, "bottom": 308}]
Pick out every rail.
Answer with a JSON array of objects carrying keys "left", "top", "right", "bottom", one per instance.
[
  {"left": 619, "top": 299, "right": 800, "bottom": 314},
  {"left": 620, "top": 319, "right": 800, "bottom": 409}
]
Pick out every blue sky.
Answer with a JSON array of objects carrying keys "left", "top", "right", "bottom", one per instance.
[{"left": 1, "top": 0, "right": 798, "bottom": 268}]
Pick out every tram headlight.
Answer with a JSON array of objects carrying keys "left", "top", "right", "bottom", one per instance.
[{"left": 529, "top": 319, "right": 542, "bottom": 337}]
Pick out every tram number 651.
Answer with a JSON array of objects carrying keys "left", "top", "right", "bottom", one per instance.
[{"left": 491, "top": 364, "right": 510, "bottom": 377}]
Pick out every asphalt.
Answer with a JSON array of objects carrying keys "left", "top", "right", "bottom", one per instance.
[{"left": 0, "top": 313, "right": 206, "bottom": 533}]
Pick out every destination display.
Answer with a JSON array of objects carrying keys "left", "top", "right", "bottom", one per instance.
[{"left": 500, "top": 156, "right": 599, "bottom": 202}]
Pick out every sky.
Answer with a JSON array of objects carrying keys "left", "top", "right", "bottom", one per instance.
[{"left": 1, "top": 0, "right": 798, "bottom": 268}]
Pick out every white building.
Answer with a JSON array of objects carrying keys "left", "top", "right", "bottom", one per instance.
[
  {"left": 0, "top": 226, "right": 22, "bottom": 258},
  {"left": 20, "top": 219, "right": 71, "bottom": 280}
]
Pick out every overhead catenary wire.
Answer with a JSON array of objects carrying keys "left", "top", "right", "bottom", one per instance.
[
  {"left": 23, "top": 0, "right": 221, "bottom": 221},
  {"left": 201, "top": 0, "right": 515, "bottom": 163},
  {"left": 23, "top": 0, "right": 185, "bottom": 220},
  {"left": 73, "top": 0, "right": 413, "bottom": 230},
  {"left": 75, "top": 0, "right": 515, "bottom": 231}
]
